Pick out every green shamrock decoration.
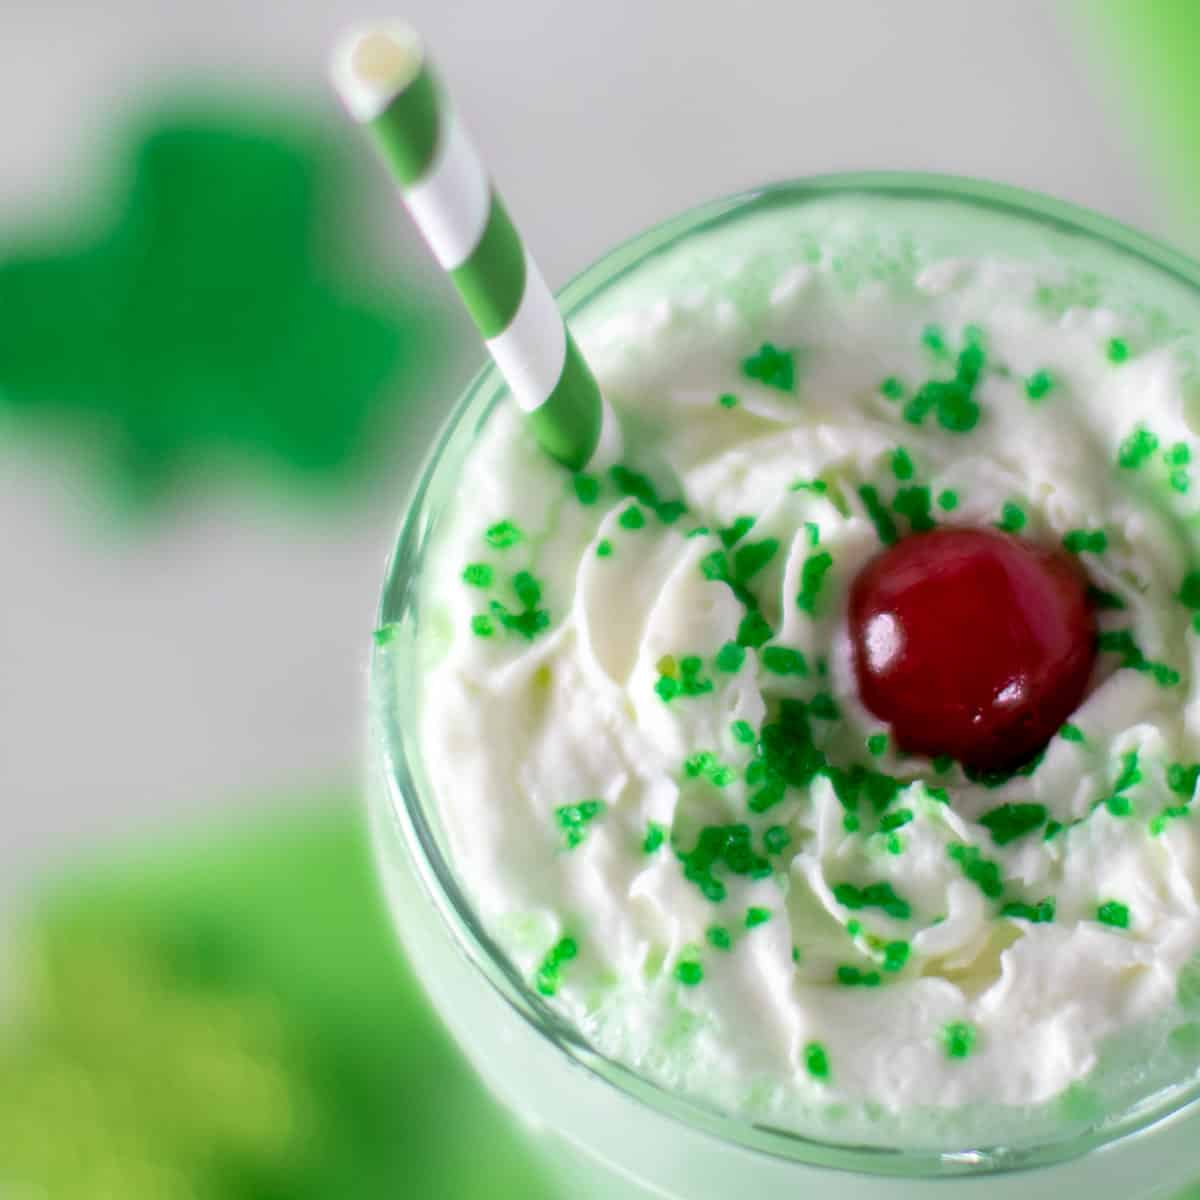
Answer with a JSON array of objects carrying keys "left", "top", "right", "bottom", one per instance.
[
  {"left": 0, "top": 98, "right": 447, "bottom": 504},
  {"left": 0, "top": 797, "right": 560, "bottom": 1198}
]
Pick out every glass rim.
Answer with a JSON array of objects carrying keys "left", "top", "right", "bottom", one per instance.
[{"left": 372, "top": 170, "right": 1200, "bottom": 1179}]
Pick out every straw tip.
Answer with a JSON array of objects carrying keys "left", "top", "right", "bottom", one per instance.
[{"left": 331, "top": 22, "right": 426, "bottom": 122}]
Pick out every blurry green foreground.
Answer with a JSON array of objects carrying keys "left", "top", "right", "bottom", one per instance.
[{"left": 0, "top": 794, "right": 558, "bottom": 1199}]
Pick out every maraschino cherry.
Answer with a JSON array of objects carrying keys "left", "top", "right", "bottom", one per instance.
[{"left": 848, "top": 529, "right": 1095, "bottom": 771}]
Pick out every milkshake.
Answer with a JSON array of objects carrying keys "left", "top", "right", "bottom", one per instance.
[{"left": 371, "top": 177, "right": 1200, "bottom": 1197}]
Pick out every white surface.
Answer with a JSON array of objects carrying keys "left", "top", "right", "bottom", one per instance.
[{"left": 0, "top": 0, "right": 1172, "bottom": 906}]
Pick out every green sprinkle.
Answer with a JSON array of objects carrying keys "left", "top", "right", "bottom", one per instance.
[
  {"left": 1097, "top": 629, "right": 1144, "bottom": 667},
  {"left": 937, "top": 489, "right": 959, "bottom": 512},
  {"left": 1044, "top": 820, "right": 1064, "bottom": 841},
  {"left": 843, "top": 813, "right": 861, "bottom": 833},
  {"left": 885, "top": 833, "right": 904, "bottom": 855},
  {"left": 555, "top": 799, "right": 604, "bottom": 849},
  {"left": 1063, "top": 528, "right": 1107, "bottom": 555},
  {"left": 809, "top": 692, "right": 840, "bottom": 721},
  {"left": 684, "top": 750, "right": 735, "bottom": 788},
  {"left": 836, "top": 965, "right": 882, "bottom": 988},
  {"left": 942, "top": 1021, "right": 976, "bottom": 1060},
  {"left": 891, "top": 448, "right": 915, "bottom": 480},
  {"left": 796, "top": 550, "right": 835, "bottom": 614},
  {"left": 489, "top": 591, "right": 550, "bottom": 640},
  {"left": 1150, "top": 806, "right": 1190, "bottom": 835},
  {"left": 470, "top": 614, "right": 494, "bottom": 638},
  {"left": 867, "top": 733, "right": 888, "bottom": 757},
  {"left": 718, "top": 392, "right": 738, "bottom": 409},
  {"left": 573, "top": 474, "right": 601, "bottom": 505},
  {"left": 927, "top": 786, "right": 950, "bottom": 805},
  {"left": 745, "top": 907, "right": 772, "bottom": 929},
  {"left": 718, "top": 516, "right": 756, "bottom": 548},
  {"left": 741, "top": 342, "right": 795, "bottom": 391},
  {"left": 921, "top": 325, "right": 948, "bottom": 357},
  {"left": 804, "top": 1041, "right": 831, "bottom": 1079},
  {"left": 1166, "top": 442, "right": 1191, "bottom": 467},
  {"left": 372, "top": 623, "right": 398, "bottom": 646},
  {"left": 736, "top": 610, "right": 774, "bottom": 649},
  {"left": 882, "top": 941, "right": 910, "bottom": 973},
  {"left": 1106, "top": 794, "right": 1133, "bottom": 817},
  {"left": 1097, "top": 900, "right": 1130, "bottom": 929},
  {"left": 1117, "top": 427, "right": 1160, "bottom": 469},
  {"left": 933, "top": 380, "right": 981, "bottom": 432},
  {"left": 893, "top": 485, "right": 935, "bottom": 532},
  {"left": 730, "top": 718, "right": 756, "bottom": 745},
  {"left": 762, "top": 646, "right": 809, "bottom": 676},
  {"left": 832, "top": 880, "right": 911, "bottom": 921},
  {"left": 643, "top": 822, "right": 666, "bottom": 854},
  {"left": 716, "top": 638, "right": 747, "bottom": 672},
  {"left": 792, "top": 946, "right": 802, "bottom": 964},
  {"left": 1167, "top": 762, "right": 1200, "bottom": 798},
  {"left": 485, "top": 520, "right": 523, "bottom": 549},
  {"left": 804, "top": 521, "right": 820, "bottom": 547},
  {"left": 932, "top": 754, "right": 955, "bottom": 774},
  {"left": 1106, "top": 337, "right": 1130, "bottom": 364},
  {"left": 462, "top": 562, "right": 493, "bottom": 588},
  {"left": 700, "top": 550, "right": 731, "bottom": 582},
  {"left": 1180, "top": 572, "right": 1200, "bottom": 610},
  {"left": 1171, "top": 469, "right": 1191, "bottom": 493},
  {"left": 676, "top": 824, "right": 772, "bottom": 901},
  {"left": 674, "top": 960, "right": 704, "bottom": 986},
  {"left": 1087, "top": 585, "right": 1126, "bottom": 611},
  {"left": 996, "top": 502, "right": 1026, "bottom": 533},
  {"left": 596, "top": 538, "right": 613, "bottom": 558},
  {"left": 979, "top": 802, "right": 1048, "bottom": 846},
  {"left": 1060, "top": 723, "right": 1085, "bottom": 743},
  {"left": 880, "top": 376, "right": 905, "bottom": 401},
  {"left": 879, "top": 808, "right": 914, "bottom": 833},
  {"left": 706, "top": 925, "right": 733, "bottom": 951},
  {"left": 763, "top": 825, "right": 791, "bottom": 854},
  {"left": 619, "top": 504, "right": 646, "bottom": 530},
  {"left": 1025, "top": 369, "right": 1055, "bottom": 401},
  {"left": 1113, "top": 749, "right": 1142, "bottom": 794},
  {"left": 609, "top": 464, "right": 689, "bottom": 525},
  {"left": 658, "top": 656, "right": 714, "bottom": 703},
  {"left": 947, "top": 843, "right": 1004, "bottom": 898},
  {"left": 1000, "top": 897, "right": 1056, "bottom": 923},
  {"left": 746, "top": 699, "right": 827, "bottom": 812},
  {"left": 1154, "top": 663, "right": 1182, "bottom": 687},
  {"left": 858, "top": 485, "right": 899, "bottom": 544},
  {"left": 512, "top": 571, "right": 541, "bottom": 609},
  {"left": 535, "top": 936, "right": 578, "bottom": 996},
  {"left": 735, "top": 538, "right": 781, "bottom": 581}
]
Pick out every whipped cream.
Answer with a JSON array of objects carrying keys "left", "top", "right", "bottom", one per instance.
[{"left": 410, "top": 198, "right": 1200, "bottom": 1141}]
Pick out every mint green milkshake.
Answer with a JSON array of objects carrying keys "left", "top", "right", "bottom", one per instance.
[{"left": 371, "top": 177, "right": 1200, "bottom": 1197}]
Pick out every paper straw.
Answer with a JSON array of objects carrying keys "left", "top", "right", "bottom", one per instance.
[{"left": 331, "top": 23, "right": 620, "bottom": 471}]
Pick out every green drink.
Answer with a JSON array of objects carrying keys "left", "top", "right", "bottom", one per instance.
[{"left": 370, "top": 176, "right": 1200, "bottom": 1197}]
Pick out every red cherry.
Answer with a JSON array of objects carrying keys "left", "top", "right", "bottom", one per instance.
[{"left": 848, "top": 529, "right": 1096, "bottom": 771}]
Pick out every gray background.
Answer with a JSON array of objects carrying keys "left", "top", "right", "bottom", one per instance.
[{"left": 0, "top": 0, "right": 1169, "bottom": 909}]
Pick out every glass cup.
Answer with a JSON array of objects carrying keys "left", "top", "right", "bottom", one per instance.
[{"left": 369, "top": 174, "right": 1200, "bottom": 1199}]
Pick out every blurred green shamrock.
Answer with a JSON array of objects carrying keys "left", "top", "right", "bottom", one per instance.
[
  {"left": 0, "top": 98, "right": 446, "bottom": 504},
  {"left": 0, "top": 798, "right": 559, "bottom": 1198}
]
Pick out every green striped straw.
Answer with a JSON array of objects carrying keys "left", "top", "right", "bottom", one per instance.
[{"left": 331, "top": 23, "right": 620, "bottom": 471}]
